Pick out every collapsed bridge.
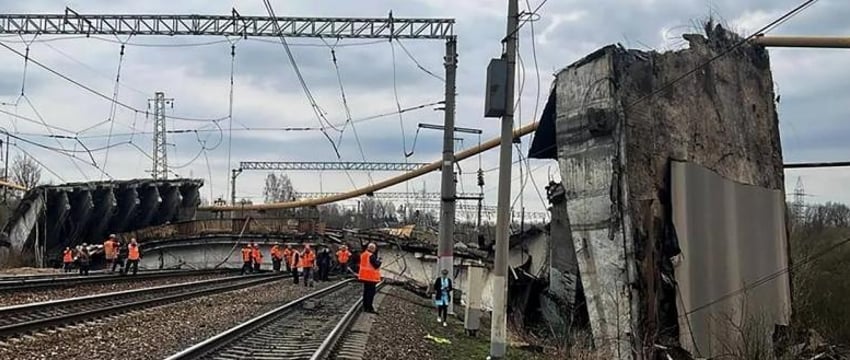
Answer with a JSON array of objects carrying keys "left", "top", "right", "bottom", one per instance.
[{"left": 0, "top": 178, "right": 203, "bottom": 266}]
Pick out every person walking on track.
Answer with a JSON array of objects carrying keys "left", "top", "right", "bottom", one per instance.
[
  {"left": 62, "top": 247, "right": 74, "bottom": 273},
  {"left": 317, "top": 248, "right": 331, "bottom": 281},
  {"left": 78, "top": 244, "right": 91, "bottom": 276},
  {"left": 251, "top": 243, "right": 263, "bottom": 272},
  {"left": 283, "top": 244, "right": 293, "bottom": 273},
  {"left": 299, "top": 244, "right": 316, "bottom": 287},
  {"left": 271, "top": 243, "right": 283, "bottom": 272},
  {"left": 358, "top": 243, "right": 382, "bottom": 314},
  {"left": 241, "top": 243, "right": 253, "bottom": 275},
  {"left": 336, "top": 245, "right": 351, "bottom": 274},
  {"left": 103, "top": 234, "right": 118, "bottom": 273},
  {"left": 290, "top": 248, "right": 302, "bottom": 284},
  {"left": 126, "top": 238, "right": 141, "bottom": 275}
]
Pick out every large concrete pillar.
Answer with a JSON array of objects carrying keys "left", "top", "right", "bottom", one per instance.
[
  {"left": 110, "top": 185, "right": 139, "bottom": 234},
  {"left": 136, "top": 184, "right": 161, "bottom": 229}
]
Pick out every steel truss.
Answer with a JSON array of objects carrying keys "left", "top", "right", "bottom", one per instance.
[
  {"left": 0, "top": 11, "right": 454, "bottom": 39},
  {"left": 239, "top": 161, "right": 428, "bottom": 172}
]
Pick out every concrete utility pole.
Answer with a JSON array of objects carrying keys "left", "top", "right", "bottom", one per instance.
[
  {"left": 230, "top": 168, "right": 242, "bottom": 205},
  {"left": 150, "top": 92, "right": 173, "bottom": 180},
  {"left": 490, "top": 0, "right": 518, "bottom": 358},
  {"left": 437, "top": 38, "right": 458, "bottom": 297}
]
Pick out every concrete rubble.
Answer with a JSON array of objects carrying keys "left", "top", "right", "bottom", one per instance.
[{"left": 530, "top": 24, "right": 789, "bottom": 359}]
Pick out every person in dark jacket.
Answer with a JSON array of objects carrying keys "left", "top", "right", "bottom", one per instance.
[
  {"left": 433, "top": 268, "right": 453, "bottom": 326},
  {"left": 77, "top": 244, "right": 91, "bottom": 276},
  {"left": 291, "top": 250, "right": 301, "bottom": 284},
  {"left": 317, "top": 248, "right": 331, "bottom": 281}
]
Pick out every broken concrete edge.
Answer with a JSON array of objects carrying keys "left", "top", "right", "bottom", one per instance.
[
  {"left": 0, "top": 178, "right": 204, "bottom": 266},
  {"left": 531, "top": 23, "right": 786, "bottom": 359}
]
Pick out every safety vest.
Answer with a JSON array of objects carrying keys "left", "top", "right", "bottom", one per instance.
[
  {"left": 103, "top": 240, "right": 116, "bottom": 259},
  {"left": 63, "top": 250, "right": 73, "bottom": 263},
  {"left": 358, "top": 251, "right": 381, "bottom": 283},
  {"left": 299, "top": 250, "right": 315, "bottom": 268},
  {"left": 241, "top": 247, "right": 252, "bottom": 262},
  {"left": 271, "top": 246, "right": 282, "bottom": 260},
  {"left": 283, "top": 248, "right": 293, "bottom": 263},
  {"left": 128, "top": 244, "right": 140, "bottom": 261},
  {"left": 252, "top": 248, "right": 262, "bottom": 263},
  {"left": 336, "top": 249, "right": 351, "bottom": 264}
]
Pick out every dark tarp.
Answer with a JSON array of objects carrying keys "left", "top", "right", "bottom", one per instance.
[{"left": 528, "top": 88, "right": 557, "bottom": 160}]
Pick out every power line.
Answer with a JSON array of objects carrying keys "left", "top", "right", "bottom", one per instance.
[
  {"left": 395, "top": 39, "right": 445, "bottom": 83},
  {"left": 0, "top": 40, "right": 230, "bottom": 123},
  {"left": 101, "top": 43, "right": 127, "bottom": 180},
  {"left": 262, "top": 0, "right": 343, "bottom": 160}
]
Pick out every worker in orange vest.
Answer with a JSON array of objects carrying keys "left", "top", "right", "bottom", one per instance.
[
  {"left": 126, "top": 238, "right": 141, "bottom": 276},
  {"left": 336, "top": 245, "right": 352, "bottom": 274},
  {"left": 282, "top": 245, "right": 294, "bottom": 273},
  {"left": 358, "top": 242, "right": 382, "bottom": 314},
  {"left": 62, "top": 247, "right": 74, "bottom": 273},
  {"left": 270, "top": 243, "right": 283, "bottom": 272},
  {"left": 240, "top": 243, "right": 253, "bottom": 275},
  {"left": 290, "top": 247, "right": 301, "bottom": 284},
  {"left": 251, "top": 243, "right": 263, "bottom": 272},
  {"left": 298, "top": 244, "right": 316, "bottom": 287},
  {"left": 103, "top": 234, "right": 117, "bottom": 273}
]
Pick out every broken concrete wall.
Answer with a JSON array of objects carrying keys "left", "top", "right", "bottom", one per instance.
[{"left": 544, "top": 25, "right": 786, "bottom": 358}]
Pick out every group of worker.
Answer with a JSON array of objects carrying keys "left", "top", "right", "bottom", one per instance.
[
  {"left": 239, "top": 242, "right": 356, "bottom": 284},
  {"left": 60, "top": 234, "right": 141, "bottom": 276}
]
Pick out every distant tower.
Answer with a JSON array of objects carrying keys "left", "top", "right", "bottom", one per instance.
[{"left": 149, "top": 92, "right": 174, "bottom": 179}]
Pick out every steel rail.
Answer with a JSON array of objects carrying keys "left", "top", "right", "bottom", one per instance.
[
  {"left": 311, "top": 282, "right": 385, "bottom": 360},
  {"left": 165, "top": 279, "right": 360, "bottom": 360},
  {"left": 0, "top": 273, "right": 285, "bottom": 338},
  {"left": 0, "top": 268, "right": 235, "bottom": 292}
]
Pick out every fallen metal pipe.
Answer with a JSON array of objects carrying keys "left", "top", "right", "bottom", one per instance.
[
  {"left": 752, "top": 35, "right": 850, "bottom": 48},
  {"left": 200, "top": 121, "right": 540, "bottom": 211}
]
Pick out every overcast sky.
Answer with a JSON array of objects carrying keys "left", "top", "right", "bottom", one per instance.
[{"left": 0, "top": 0, "right": 847, "bottom": 218}]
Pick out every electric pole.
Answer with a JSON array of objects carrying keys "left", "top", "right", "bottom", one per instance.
[
  {"left": 231, "top": 168, "right": 242, "bottom": 205},
  {"left": 490, "top": 0, "right": 518, "bottom": 358},
  {"left": 149, "top": 92, "right": 174, "bottom": 180},
  {"left": 437, "top": 37, "right": 458, "bottom": 307}
]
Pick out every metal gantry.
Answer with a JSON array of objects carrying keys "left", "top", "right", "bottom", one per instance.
[
  {"left": 239, "top": 161, "right": 429, "bottom": 172},
  {"left": 0, "top": 12, "right": 454, "bottom": 39}
]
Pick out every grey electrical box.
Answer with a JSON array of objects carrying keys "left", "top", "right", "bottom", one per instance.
[{"left": 484, "top": 58, "right": 507, "bottom": 118}]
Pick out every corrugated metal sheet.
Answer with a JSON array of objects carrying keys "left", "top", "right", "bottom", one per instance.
[{"left": 671, "top": 161, "right": 791, "bottom": 358}]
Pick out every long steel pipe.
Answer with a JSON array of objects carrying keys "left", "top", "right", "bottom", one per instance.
[
  {"left": 752, "top": 35, "right": 850, "bottom": 48},
  {"left": 200, "top": 121, "right": 540, "bottom": 211}
]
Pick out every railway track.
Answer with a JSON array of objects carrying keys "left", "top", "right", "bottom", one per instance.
[
  {"left": 166, "top": 279, "right": 373, "bottom": 360},
  {"left": 0, "top": 273, "right": 287, "bottom": 338},
  {"left": 0, "top": 269, "right": 237, "bottom": 292}
]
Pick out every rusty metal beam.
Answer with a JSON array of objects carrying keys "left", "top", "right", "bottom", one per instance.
[
  {"left": 200, "top": 121, "right": 540, "bottom": 211},
  {"left": 752, "top": 35, "right": 850, "bottom": 48},
  {"left": 784, "top": 161, "right": 850, "bottom": 169}
]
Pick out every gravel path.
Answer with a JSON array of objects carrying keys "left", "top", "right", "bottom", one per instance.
[
  {"left": 364, "top": 286, "right": 551, "bottom": 360},
  {"left": 0, "top": 273, "right": 232, "bottom": 307},
  {"left": 363, "top": 286, "right": 438, "bottom": 359},
  {"left": 0, "top": 278, "right": 338, "bottom": 360}
]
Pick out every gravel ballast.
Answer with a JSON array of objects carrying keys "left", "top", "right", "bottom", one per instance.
[
  {"left": 0, "top": 273, "right": 232, "bottom": 307},
  {"left": 0, "top": 278, "right": 337, "bottom": 360},
  {"left": 363, "top": 286, "right": 550, "bottom": 360}
]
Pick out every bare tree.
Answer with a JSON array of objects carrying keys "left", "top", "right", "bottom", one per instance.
[
  {"left": 263, "top": 173, "right": 295, "bottom": 203},
  {"left": 11, "top": 154, "right": 41, "bottom": 189}
]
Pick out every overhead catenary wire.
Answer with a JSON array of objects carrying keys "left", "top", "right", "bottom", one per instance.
[
  {"left": 262, "top": 0, "right": 343, "bottom": 159},
  {"left": 0, "top": 40, "right": 229, "bottom": 123},
  {"left": 100, "top": 42, "right": 128, "bottom": 180}
]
